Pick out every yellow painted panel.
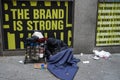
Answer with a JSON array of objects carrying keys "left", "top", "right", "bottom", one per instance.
[
  {"left": 45, "top": 1, "right": 51, "bottom": 6},
  {"left": 3, "top": 25, "right": 10, "bottom": 29},
  {"left": 12, "top": 0, "right": 17, "bottom": 6},
  {"left": 54, "top": 32, "right": 56, "bottom": 38},
  {"left": 30, "top": 1, "right": 37, "bottom": 6},
  {"left": 5, "top": 14, "right": 9, "bottom": 21},
  {"left": 22, "top": 3, "right": 26, "bottom": 6},
  {"left": 20, "top": 41, "right": 24, "bottom": 49},
  {"left": 7, "top": 32, "right": 16, "bottom": 50},
  {"left": 60, "top": 32, "right": 64, "bottom": 41},
  {"left": 65, "top": 1, "right": 72, "bottom": 27},
  {"left": 20, "top": 33, "right": 23, "bottom": 38},
  {"left": 4, "top": 3, "right": 8, "bottom": 10},
  {"left": 57, "top": 2, "right": 60, "bottom": 6}
]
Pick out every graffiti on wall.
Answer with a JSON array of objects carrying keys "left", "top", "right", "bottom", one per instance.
[
  {"left": 96, "top": 0, "right": 120, "bottom": 46},
  {"left": 1, "top": 0, "right": 73, "bottom": 50}
]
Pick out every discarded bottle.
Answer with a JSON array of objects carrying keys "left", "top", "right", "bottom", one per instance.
[{"left": 41, "top": 63, "right": 45, "bottom": 70}]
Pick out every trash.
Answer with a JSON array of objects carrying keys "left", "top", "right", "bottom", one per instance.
[
  {"left": 34, "top": 63, "right": 47, "bottom": 69},
  {"left": 93, "top": 56, "right": 100, "bottom": 60},
  {"left": 39, "top": 54, "right": 44, "bottom": 58},
  {"left": 19, "top": 60, "right": 24, "bottom": 64},
  {"left": 82, "top": 61, "right": 90, "bottom": 64},
  {"left": 93, "top": 50, "right": 111, "bottom": 59},
  {"left": 41, "top": 63, "right": 45, "bottom": 70},
  {"left": 80, "top": 53, "right": 83, "bottom": 56}
]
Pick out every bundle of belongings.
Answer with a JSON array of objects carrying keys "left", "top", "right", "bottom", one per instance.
[{"left": 26, "top": 31, "right": 80, "bottom": 80}]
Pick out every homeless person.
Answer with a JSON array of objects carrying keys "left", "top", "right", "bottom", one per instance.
[{"left": 32, "top": 31, "right": 80, "bottom": 80}]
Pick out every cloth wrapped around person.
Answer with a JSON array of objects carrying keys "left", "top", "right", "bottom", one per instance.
[{"left": 45, "top": 38, "right": 80, "bottom": 80}]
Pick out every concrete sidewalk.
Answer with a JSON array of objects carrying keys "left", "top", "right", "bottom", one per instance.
[{"left": 0, "top": 54, "right": 120, "bottom": 80}]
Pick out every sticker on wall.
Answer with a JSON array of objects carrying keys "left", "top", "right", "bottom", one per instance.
[
  {"left": 1, "top": 0, "right": 74, "bottom": 50},
  {"left": 96, "top": 0, "right": 120, "bottom": 46}
]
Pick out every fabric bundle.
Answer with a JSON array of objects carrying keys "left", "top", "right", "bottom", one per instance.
[
  {"left": 45, "top": 38, "right": 80, "bottom": 80},
  {"left": 47, "top": 48, "right": 80, "bottom": 80}
]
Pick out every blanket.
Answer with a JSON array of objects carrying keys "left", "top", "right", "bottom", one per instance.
[{"left": 47, "top": 48, "right": 80, "bottom": 80}]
